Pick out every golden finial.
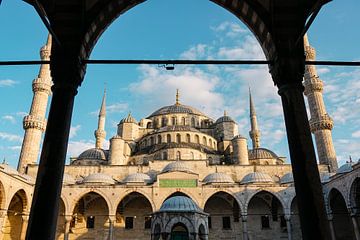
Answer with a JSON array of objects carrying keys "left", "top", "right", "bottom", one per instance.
[{"left": 176, "top": 89, "right": 180, "bottom": 105}]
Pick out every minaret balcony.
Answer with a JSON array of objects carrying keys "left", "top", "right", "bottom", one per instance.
[
  {"left": 309, "top": 114, "right": 334, "bottom": 132},
  {"left": 32, "top": 78, "right": 52, "bottom": 93},
  {"left": 305, "top": 46, "right": 316, "bottom": 60},
  {"left": 303, "top": 80, "right": 323, "bottom": 95},
  {"left": 23, "top": 115, "right": 46, "bottom": 131}
]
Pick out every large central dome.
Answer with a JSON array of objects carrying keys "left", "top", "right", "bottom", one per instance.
[{"left": 148, "top": 104, "right": 207, "bottom": 118}]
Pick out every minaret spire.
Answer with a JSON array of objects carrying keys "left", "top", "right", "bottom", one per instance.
[
  {"left": 249, "top": 88, "right": 261, "bottom": 149},
  {"left": 175, "top": 89, "right": 180, "bottom": 105},
  {"left": 18, "top": 34, "right": 53, "bottom": 173},
  {"left": 303, "top": 34, "right": 338, "bottom": 171},
  {"left": 95, "top": 88, "right": 107, "bottom": 149}
]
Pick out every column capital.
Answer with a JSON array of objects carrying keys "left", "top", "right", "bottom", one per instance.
[
  {"left": 108, "top": 215, "right": 117, "bottom": 222},
  {"left": 241, "top": 215, "right": 248, "bottom": 222}
]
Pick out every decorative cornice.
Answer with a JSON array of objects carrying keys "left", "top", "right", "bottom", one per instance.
[
  {"left": 305, "top": 46, "right": 316, "bottom": 60},
  {"left": 32, "top": 78, "right": 52, "bottom": 94},
  {"left": 309, "top": 114, "right": 334, "bottom": 132},
  {"left": 23, "top": 115, "right": 46, "bottom": 131},
  {"left": 303, "top": 79, "right": 323, "bottom": 95},
  {"left": 95, "top": 129, "right": 106, "bottom": 139}
]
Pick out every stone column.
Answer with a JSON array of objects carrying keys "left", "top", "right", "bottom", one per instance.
[
  {"left": 21, "top": 215, "right": 29, "bottom": 240},
  {"left": 108, "top": 216, "right": 116, "bottom": 240},
  {"left": 241, "top": 216, "right": 248, "bottom": 240},
  {"left": 25, "top": 47, "right": 83, "bottom": 240},
  {"left": 351, "top": 213, "right": 360, "bottom": 240},
  {"left": 270, "top": 50, "right": 331, "bottom": 240},
  {"left": 327, "top": 214, "right": 336, "bottom": 240},
  {"left": 0, "top": 211, "right": 7, "bottom": 239},
  {"left": 64, "top": 215, "right": 72, "bottom": 240},
  {"left": 285, "top": 215, "right": 292, "bottom": 240}
]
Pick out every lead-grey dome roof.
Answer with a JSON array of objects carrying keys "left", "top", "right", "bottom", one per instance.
[
  {"left": 337, "top": 162, "right": 355, "bottom": 174},
  {"left": 203, "top": 172, "right": 234, "bottom": 184},
  {"left": 215, "top": 115, "right": 235, "bottom": 124},
  {"left": 280, "top": 173, "right": 293, "bottom": 184},
  {"left": 248, "top": 148, "right": 279, "bottom": 160},
  {"left": 148, "top": 104, "right": 206, "bottom": 118},
  {"left": 82, "top": 173, "right": 115, "bottom": 184},
  {"left": 161, "top": 161, "right": 195, "bottom": 174},
  {"left": 240, "top": 172, "right": 274, "bottom": 184},
  {"left": 123, "top": 173, "right": 152, "bottom": 184},
  {"left": 77, "top": 148, "right": 107, "bottom": 161},
  {"left": 159, "top": 196, "right": 202, "bottom": 212}
]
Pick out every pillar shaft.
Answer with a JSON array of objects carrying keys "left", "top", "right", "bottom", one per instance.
[
  {"left": 352, "top": 215, "right": 360, "bottom": 240},
  {"left": 21, "top": 215, "right": 29, "bottom": 240},
  {"left": 25, "top": 80, "right": 78, "bottom": 239},
  {"left": 64, "top": 216, "right": 72, "bottom": 240},
  {"left": 286, "top": 218, "right": 292, "bottom": 240},
  {"left": 327, "top": 214, "right": 336, "bottom": 240},
  {"left": 241, "top": 216, "right": 248, "bottom": 240}
]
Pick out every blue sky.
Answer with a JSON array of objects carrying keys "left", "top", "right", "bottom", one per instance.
[{"left": 0, "top": 0, "right": 360, "bottom": 168}]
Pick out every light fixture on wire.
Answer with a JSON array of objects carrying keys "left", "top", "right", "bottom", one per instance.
[{"left": 158, "top": 64, "right": 175, "bottom": 70}]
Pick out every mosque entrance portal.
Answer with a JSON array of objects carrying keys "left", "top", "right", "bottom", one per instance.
[{"left": 171, "top": 223, "right": 189, "bottom": 240}]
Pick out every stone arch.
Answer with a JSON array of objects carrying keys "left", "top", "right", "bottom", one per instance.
[
  {"left": 0, "top": 180, "right": 6, "bottom": 210},
  {"left": 329, "top": 188, "right": 356, "bottom": 240},
  {"left": 195, "top": 135, "right": 200, "bottom": 144},
  {"left": 70, "top": 189, "right": 112, "bottom": 214},
  {"left": 164, "top": 215, "right": 195, "bottom": 235},
  {"left": 245, "top": 189, "right": 286, "bottom": 212},
  {"left": 167, "top": 134, "right": 171, "bottom": 143},
  {"left": 186, "top": 134, "right": 191, "bottom": 143},
  {"left": 202, "top": 190, "right": 244, "bottom": 212},
  {"left": 198, "top": 223, "right": 207, "bottom": 240},
  {"left": 157, "top": 135, "right": 162, "bottom": 144},
  {"left": 246, "top": 190, "right": 287, "bottom": 239},
  {"left": 350, "top": 177, "right": 360, "bottom": 214},
  {"left": 176, "top": 134, "right": 181, "bottom": 143},
  {"left": 116, "top": 191, "right": 155, "bottom": 213},
  {"left": 55, "top": 197, "right": 66, "bottom": 240},
  {"left": 3, "top": 189, "right": 28, "bottom": 240}
]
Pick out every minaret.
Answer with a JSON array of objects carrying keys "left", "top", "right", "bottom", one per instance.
[
  {"left": 249, "top": 88, "right": 261, "bottom": 149},
  {"left": 18, "top": 35, "right": 53, "bottom": 173},
  {"left": 94, "top": 89, "right": 106, "bottom": 149},
  {"left": 303, "top": 35, "right": 338, "bottom": 172}
]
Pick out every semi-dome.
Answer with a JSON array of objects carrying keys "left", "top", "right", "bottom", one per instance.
[
  {"left": 159, "top": 196, "right": 202, "bottom": 212},
  {"left": 77, "top": 148, "right": 107, "bottom": 161},
  {"left": 161, "top": 161, "right": 194, "bottom": 174},
  {"left": 337, "top": 162, "right": 355, "bottom": 174},
  {"left": 248, "top": 148, "right": 279, "bottom": 159},
  {"left": 123, "top": 173, "right": 152, "bottom": 184},
  {"left": 215, "top": 115, "right": 235, "bottom": 124},
  {"left": 280, "top": 173, "right": 293, "bottom": 184},
  {"left": 120, "top": 113, "right": 137, "bottom": 124},
  {"left": 240, "top": 172, "right": 274, "bottom": 184},
  {"left": 148, "top": 104, "right": 206, "bottom": 118},
  {"left": 203, "top": 172, "right": 234, "bottom": 184},
  {"left": 63, "top": 173, "right": 76, "bottom": 185},
  {"left": 82, "top": 173, "right": 115, "bottom": 185}
]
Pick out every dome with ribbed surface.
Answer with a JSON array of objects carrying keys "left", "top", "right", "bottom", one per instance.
[
  {"left": 337, "top": 162, "right": 355, "bottom": 174},
  {"left": 161, "top": 161, "right": 194, "bottom": 174},
  {"left": 120, "top": 113, "right": 137, "bottom": 124},
  {"left": 248, "top": 148, "right": 279, "bottom": 159},
  {"left": 63, "top": 173, "right": 76, "bottom": 185},
  {"left": 82, "top": 173, "right": 115, "bottom": 184},
  {"left": 280, "top": 173, "right": 293, "bottom": 184},
  {"left": 148, "top": 104, "right": 206, "bottom": 118},
  {"left": 77, "top": 148, "right": 107, "bottom": 161},
  {"left": 203, "top": 172, "right": 234, "bottom": 184},
  {"left": 159, "top": 196, "right": 202, "bottom": 212},
  {"left": 215, "top": 115, "right": 235, "bottom": 124},
  {"left": 123, "top": 173, "right": 152, "bottom": 184},
  {"left": 240, "top": 172, "right": 274, "bottom": 184}
]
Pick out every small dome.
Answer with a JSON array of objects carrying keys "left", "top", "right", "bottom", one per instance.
[
  {"left": 123, "top": 173, "right": 152, "bottom": 184},
  {"left": 240, "top": 172, "right": 274, "bottom": 184},
  {"left": 159, "top": 196, "right": 202, "bottom": 212},
  {"left": 248, "top": 148, "right": 279, "bottom": 159},
  {"left": 63, "top": 173, "right": 76, "bottom": 185},
  {"left": 320, "top": 172, "right": 335, "bottom": 183},
  {"left": 120, "top": 113, "right": 137, "bottom": 124},
  {"left": 149, "top": 104, "right": 206, "bottom": 118},
  {"left": 82, "top": 173, "right": 115, "bottom": 185},
  {"left": 337, "top": 162, "right": 355, "bottom": 174},
  {"left": 78, "top": 148, "right": 107, "bottom": 161},
  {"left": 203, "top": 172, "right": 234, "bottom": 184},
  {"left": 161, "top": 161, "right": 194, "bottom": 174},
  {"left": 280, "top": 173, "right": 293, "bottom": 184},
  {"left": 215, "top": 115, "right": 235, "bottom": 124}
]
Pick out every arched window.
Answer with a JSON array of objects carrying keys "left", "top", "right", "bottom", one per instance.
[
  {"left": 181, "top": 117, "right": 186, "bottom": 125},
  {"left": 161, "top": 117, "right": 167, "bottom": 127},
  {"left": 150, "top": 137, "right": 154, "bottom": 145},
  {"left": 203, "top": 137, "right": 207, "bottom": 145},
  {"left": 157, "top": 135, "right": 162, "bottom": 144},
  {"left": 176, "top": 134, "right": 181, "bottom": 143},
  {"left": 190, "top": 152, "right": 194, "bottom": 160},
  {"left": 191, "top": 117, "right": 195, "bottom": 127},
  {"left": 162, "top": 152, "right": 168, "bottom": 160},
  {"left": 147, "top": 138, "right": 151, "bottom": 146},
  {"left": 176, "top": 151, "right": 181, "bottom": 160},
  {"left": 195, "top": 135, "right": 200, "bottom": 144},
  {"left": 186, "top": 134, "right": 191, "bottom": 143},
  {"left": 209, "top": 139, "right": 212, "bottom": 147},
  {"left": 167, "top": 134, "right": 171, "bottom": 143},
  {"left": 172, "top": 116, "right": 177, "bottom": 125}
]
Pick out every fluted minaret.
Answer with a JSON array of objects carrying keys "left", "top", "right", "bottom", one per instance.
[
  {"left": 304, "top": 34, "right": 338, "bottom": 172},
  {"left": 249, "top": 88, "right": 261, "bottom": 149},
  {"left": 94, "top": 89, "right": 106, "bottom": 149},
  {"left": 18, "top": 35, "right": 53, "bottom": 173}
]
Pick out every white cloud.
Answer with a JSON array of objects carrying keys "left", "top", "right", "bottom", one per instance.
[
  {"left": 8, "top": 146, "right": 21, "bottom": 151},
  {"left": 352, "top": 130, "right": 360, "bottom": 138},
  {"left": 107, "top": 103, "right": 128, "bottom": 113},
  {"left": 2, "top": 115, "right": 15, "bottom": 123},
  {"left": 16, "top": 112, "right": 27, "bottom": 117},
  {"left": 69, "top": 125, "right": 81, "bottom": 139},
  {"left": 217, "top": 35, "right": 264, "bottom": 59},
  {"left": 211, "top": 21, "right": 247, "bottom": 38},
  {"left": 67, "top": 140, "right": 94, "bottom": 158},
  {"left": 0, "top": 132, "right": 22, "bottom": 142},
  {"left": 0, "top": 79, "right": 18, "bottom": 87}
]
